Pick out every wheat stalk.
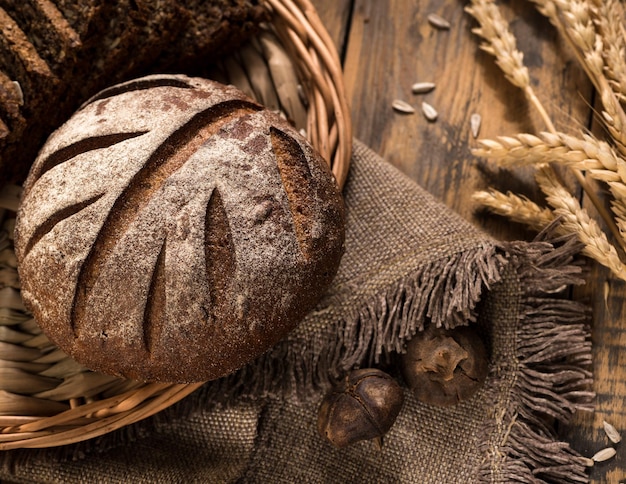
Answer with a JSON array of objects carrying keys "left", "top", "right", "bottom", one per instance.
[
  {"left": 468, "top": 0, "right": 626, "bottom": 280},
  {"left": 464, "top": 1, "right": 530, "bottom": 91},
  {"left": 472, "top": 190, "right": 555, "bottom": 231},
  {"left": 535, "top": 166, "right": 626, "bottom": 279},
  {"left": 465, "top": 0, "right": 555, "bottom": 131},
  {"left": 476, "top": 133, "right": 626, "bottom": 239},
  {"left": 475, "top": 181, "right": 626, "bottom": 281},
  {"left": 535, "top": 0, "right": 626, "bottom": 154},
  {"left": 475, "top": 132, "right": 626, "bottom": 184},
  {"left": 595, "top": 0, "right": 626, "bottom": 102}
]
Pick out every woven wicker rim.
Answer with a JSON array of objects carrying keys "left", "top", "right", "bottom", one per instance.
[{"left": 0, "top": 0, "right": 351, "bottom": 450}]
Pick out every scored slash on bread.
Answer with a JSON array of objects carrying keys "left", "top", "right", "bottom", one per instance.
[{"left": 14, "top": 74, "right": 345, "bottom": 383}]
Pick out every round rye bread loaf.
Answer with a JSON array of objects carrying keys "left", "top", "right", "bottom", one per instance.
[{"left": 14, "top": 74, "right": 345, "bottom": 383}]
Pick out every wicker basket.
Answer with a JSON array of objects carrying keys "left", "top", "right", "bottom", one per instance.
[{"left": 0, "top": 0, "right": 351, "bottom": 450}]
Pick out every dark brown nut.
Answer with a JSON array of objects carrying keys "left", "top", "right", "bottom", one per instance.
[
  {"left": 317, "top": 368, "right": 404, "bottom": 448},
  {"left": 401, "top": 325, "right": 488, "bottom": 406},
  {"left": 14, "top": 74, "right": 345, "bottom": 383}
]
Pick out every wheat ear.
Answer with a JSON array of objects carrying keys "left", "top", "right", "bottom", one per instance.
[
  {"left": 533, "top": 0, "right": 626, "bottom": 155},
  {"left": 535, "top": 165, "right": 626, "bottom": 280},
  {"left": 473, "top": 190, "right": 555, "bottom": 231},
  {"left": 474, "top": 132, "right": 626, "bottom": 184},
  {"left": 595, "top": 0, "right": 626, "bottom": 102},
  {"left": 467, "top": 0, "right": 626, "bottom": 256},
  {"left": 465, "top": 0, "right": 555, "bottom": 132}
]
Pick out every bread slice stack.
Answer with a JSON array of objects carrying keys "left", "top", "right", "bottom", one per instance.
[{"left": 0, "top": 0, "right": 267, "bottom": 183}]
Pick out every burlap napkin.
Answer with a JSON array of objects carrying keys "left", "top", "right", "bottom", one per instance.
[{"left": 0, "top": 140, "right": 593, "bottom": 483}]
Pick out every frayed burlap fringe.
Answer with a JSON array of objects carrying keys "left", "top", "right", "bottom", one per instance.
[
  {"left": 206, "top": 242, "right": 506, "bottom": 403},
  {"left": 479, "top": 235, "right": 593, "bottom": 483}
]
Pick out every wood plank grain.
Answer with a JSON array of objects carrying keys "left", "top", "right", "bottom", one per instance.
[
  {"left": 342, "top": 0, "right": 591, "bottom": 236},
  {"left": 563, "top": 264, "right": 626, "bottom": 483},
  {"left": 561, "top": 128, "right": 626, "bottom": 481}
]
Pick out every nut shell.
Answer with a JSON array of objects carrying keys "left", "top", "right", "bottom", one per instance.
[
  {"left": 401, "top": 325, "right": 488, "bottom": 406},
  {"left": 317, "top": 368, "right": 404, "bottom": 448},
  {"left": 15, "top": 74, "right": 345, "bottom": 383}
]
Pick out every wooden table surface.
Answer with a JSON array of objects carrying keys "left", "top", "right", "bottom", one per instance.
[{"left": 311, "top": 0, "right": 625, "bottom": 481}]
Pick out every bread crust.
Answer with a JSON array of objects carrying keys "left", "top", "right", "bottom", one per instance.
[{"left": 15, "top": 74, "right": 345, "bottom": 383}]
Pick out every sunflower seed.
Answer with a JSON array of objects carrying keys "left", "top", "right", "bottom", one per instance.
[
  {"left": 603, "top": 420, "right": 622, "bottom": 444},
  {"left": 428, "top": 13, "right": 451, "bottom": 30},
  {"left": 421, "top": 102, "right": 438, "bottom": 121},
  {"left": 470, "top": 113, "right": 482, "bottom": 138},
  {"left": 392, "top": 99, "right": 415, "bottom": 114},
  {"left": 591, "top": 447, "right": 616, "bottom": 463},
  {"left": 411, "top": 82, "right": 436, "bottom": 94}
]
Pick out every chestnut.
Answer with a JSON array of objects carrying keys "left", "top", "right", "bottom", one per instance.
[{"left": 317, "top": 368, "right": 404, "bottom": 448}]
